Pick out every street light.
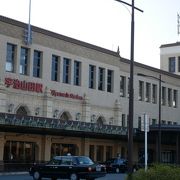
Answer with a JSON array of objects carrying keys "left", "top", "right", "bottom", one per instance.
[
  {"left": 114, "top": 0, "right": 143, "bottom": 174},
  {"left": 137, "top": 73, "right": 164, "bottom": 163}
]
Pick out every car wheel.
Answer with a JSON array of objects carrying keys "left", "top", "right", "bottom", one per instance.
[
  {"left": 70, "top": 173, "right": 79, "bottom": 180},
  {"left": 115, "top": 167, "right": 120, "bottom": 173},
  {"left": 33, "top": 171, "right": 41, "bottom": 180}
]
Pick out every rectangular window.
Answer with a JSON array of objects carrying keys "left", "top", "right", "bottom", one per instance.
[
  {"left": 107, "top": 69, "right": 113, "bottom": 93},
  {"left": 145, "top": 82, "right": 151, "bottom": 102},
  {"left": 74, "top": 60, "right": 81, "bottom": 86},
  {"left": 168, "top": 88, "right": 172, "bottom": 107},
  {"left": 51, "top": 55, "right": 59, "bottom": 81},
  {"left": 6, "top": 43, "right": 16, "bottom": 72},
  {"left": 127, "top": 78, "right": 130, "bottom": 97},
  {"left": 139, "top": 81, "right": 144, "bottom": 101},
  {"left": 98, "top": 67, "right": 105, "bottom": 91},
  {"left": 33, "top": 50, "right": 42, "bottom": 78},
  {"left": 138, "top": 116, "right": 141, "bottom": 129},
  {"left": 162, "top": 86, "right": 166, "bottom": 105},
  {"left": 63, "top": 58, "right": 71, "bottom": 84},
  {"left": 20, "top": 47, "right": 28, "bottom": 75},
  {"left": 122, "top": 114, "right": 126, "bottom": 127},
  {"left": 120, "top": 76, "right": 126, "bottom": 97},
  {"left": 178, "top": 57, "right": 180, "bottom": 72},
  {"left": 89, "top": 65, "right": 96, "bottom": 89},
  {"left": 173, "top": 90, "right": 178, "bottom": 108},
  {"left": 106, "top": 146, "right": 112, "bottom": 160},
  {"left": 152, "top": 84, "right": 157, "bottom": 104},
  {"left": 169, "top": 57, "right": 175, "bottom": 73}
]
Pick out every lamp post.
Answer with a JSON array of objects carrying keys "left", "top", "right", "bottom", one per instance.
[
  {"left": 137, "top": 73, "right": 163, "bottom": 163},
  {"left": 114, "top": 0, "right": 143, "bottom": 173}
]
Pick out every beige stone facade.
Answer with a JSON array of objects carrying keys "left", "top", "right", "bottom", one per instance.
[{"left": 0, "top": 15, "right": 180, "bottom": 169}]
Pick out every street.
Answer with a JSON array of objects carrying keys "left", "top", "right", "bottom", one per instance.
[{"left": 0, "top": 173, "right": 127, "bottom": 180}]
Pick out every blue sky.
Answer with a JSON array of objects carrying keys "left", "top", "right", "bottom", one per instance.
[{"left": 0, "top": 0, "right": 180, "bottom": 68}]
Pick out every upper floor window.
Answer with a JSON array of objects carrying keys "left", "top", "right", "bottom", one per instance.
[
  {"left": 173, "top": 89, "right": 178, "bottom": 108},
  {"left": 51, "top": 55, "right": 59, "bottom": 82},
  {"left": 107, "top": 69, "right": 114, "bottom": 93},
  {"left": 122, "top": 114, "right": 126, "bottom": 127},
  {"left": 89, "top": 65, "right": 96, "bottom": 89},
  {"left": 178, "top": 57, "right": 180, "bottom": 72},
  {"left": 6, "top": 43, "right": 16, "bottom": 72},
  {"left": 20, "top": 47, "right": 29, "bottom": 75},
  {"left": 152, "top": 84, "right": 157, "bottom": 104},
  {"left": 98, "top": 67, "right": 105, "bottom": 91},
  {"left": 138, "top": 116, "right": 141, "bottom": 129},
  {"left": 63, "top": 58, "right": 71, "bottom": 84},
  {"left": 33, "top": 50, "right": 42, "bottom": 78},
  {"left": 74, "top": 60, "right": 81, "bottom": 86},
  {"left": 168, "top": 57, "right": 175, "bottom": 73},
  {"left": 145, "top": 82, "right": 151, "bottom": 102},
  {"left": 127, "top": 77, "right": 130, "bottom": 97},
  {"left": 162, "top": 86, "right": 166, "bottom": 105},
  {"left": 120, "top": 76, "right": 126, "bottom": 97},
  {"left": 139, "top": 81, "right": 144, "bottom": 101},
  {"left": 168, "top": 88, "right": 172, "bottom": 107}
]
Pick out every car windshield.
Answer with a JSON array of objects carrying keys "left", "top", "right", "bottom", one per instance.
[{"left": 76, "top": 157, "right": 94, "bottom": 165}]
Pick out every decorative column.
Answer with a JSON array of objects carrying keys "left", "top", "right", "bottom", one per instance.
[
  {"left": 114, "top": 99, "right": 122, "bottom": 126},
  {"left": 82, "top": 94, "right": 91, "bottom": 122},
  {"left": 0, "top": 79, "right": 7, "bottom": 112},
  {"left": 41, "top": 135, "right": 51, "bottom": 161},
  {"left": 43, "top": 86, "right": 53, "bottom": 118}
]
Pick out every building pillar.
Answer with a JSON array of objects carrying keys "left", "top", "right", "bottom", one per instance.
[
  {"left": 114, "top": 99, "right": 122, "bottom": 126},
  {"left": 43, "top": 87, "right": 53, "bottom": 118},
  {"left": 41, "top": 135, "right": 51, "bottom": 161},
  {"left": 82, "top": 94, "right": 91, "bottom": 122},
  {"left": 94, "top": 145, "right": 97, "bottom": 162},
  {"left": 103, "top": 146, "right": 106, "bottom": 161},
  {"left": 0, "top": 79, "right": 7, "bottom": 113}
]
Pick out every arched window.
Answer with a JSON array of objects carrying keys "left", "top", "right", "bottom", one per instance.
[
  {"left": 16, "top": 106, "right": 28, "bottom": 115},
  {"left": 97, "top": 116, "right": 104, "bottom": 126},
  {"left": 60, "top": 111, "right": 71, "bottom": 121}
]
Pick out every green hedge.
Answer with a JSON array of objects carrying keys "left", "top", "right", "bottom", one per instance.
[{"left": 126, "top": 164, "right": 180, "bottom": 180}]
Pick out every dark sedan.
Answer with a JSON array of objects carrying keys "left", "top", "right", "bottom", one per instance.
[
  {"left": 29, "top": 155, "right": 106, "bottom": 180},
  {"left": 103, "top": 158, "right": 127, "bottom": 173}
]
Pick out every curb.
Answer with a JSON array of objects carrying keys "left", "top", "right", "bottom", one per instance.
[{"left": 0, "top": 171, "right": 28, "bottom": 176}]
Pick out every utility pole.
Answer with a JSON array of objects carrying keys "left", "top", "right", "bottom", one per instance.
[{"left": 114, "top": 0, "right": 143, "bottom": 174}]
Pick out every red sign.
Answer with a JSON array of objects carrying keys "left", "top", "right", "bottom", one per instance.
[
  {"left": 50, "top": 90, "right": 83, "bottom": 100},
  {"left": 5, "top": 77, "right": 43, "bottom": 93},
  {"left": 4, "top": 77, "right": 83, "bottom": 100}
]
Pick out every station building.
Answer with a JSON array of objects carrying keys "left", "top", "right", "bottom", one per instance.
[{"left": 0, "top": 15, "right": 180, "bottom": 170}]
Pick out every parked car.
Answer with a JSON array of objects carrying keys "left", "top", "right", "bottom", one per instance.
[
  {"left": 103, "top": 158, "right": 128, "bottom": 173},
  {"left": 29, "top": 155, "right": 106, "bottom": 180}
]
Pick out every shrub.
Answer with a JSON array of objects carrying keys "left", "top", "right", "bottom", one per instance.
[{"left": 126, "top": 164, "right": 180, "bottom": 180}]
